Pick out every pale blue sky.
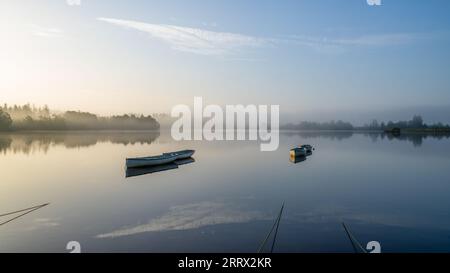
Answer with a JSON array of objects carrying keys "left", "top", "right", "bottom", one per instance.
[{"left": 1, "top": 0, "right": 450, "bottom": 123}]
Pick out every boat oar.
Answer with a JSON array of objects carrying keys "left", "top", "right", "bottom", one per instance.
[
  {"left": 342, "top": 222, "right": 367, "bottom": 253},
  {"left": 258, "top": 202, "right": 285, "bottom": 253},
  {"left": 0, "top": 203, "right": 50, "bottom": 227}
]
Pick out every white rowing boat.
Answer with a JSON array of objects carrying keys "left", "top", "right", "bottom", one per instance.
[
  {"left": 126, "top": 154, "right": 178, "bottom": 168},
  {"left": 163, "top": 150, "right": 195, "bottom": 160},
  {"left": 126, "top": 150, "right": 195, "bottom": 168}
]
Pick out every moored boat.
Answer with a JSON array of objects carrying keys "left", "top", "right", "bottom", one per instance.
[
  {"left": 290, "top": 155, "right": 307, "bottom": 164},
  {"left": 126, "top": 150, "right": 195, "bottom": 168},
  {"left": 299, "top": 144, "right": 313, "bottom": 153},
  {"left": 290, "top": 147, "right": 307, "bottom": 159},
  {"left": 163, "top": 150, "right": 195, "bottom": 160},
  {"left": 126, "top": 154, "right": 178, "bottom": 168}
]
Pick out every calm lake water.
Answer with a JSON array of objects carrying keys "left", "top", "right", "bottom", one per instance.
[{"left": 1, "top": 131, "right": 450, "bottom": 253}]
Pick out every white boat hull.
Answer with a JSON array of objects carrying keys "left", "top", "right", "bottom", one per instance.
[
  {"left": 126, "top": 150, "right": 195, "bottom": 168},
  {"left": 163, "top": 150, "right": 195, "bottom": 160},
  {"left": 126, "top": 155, "right": 178, "bottom": 168}
]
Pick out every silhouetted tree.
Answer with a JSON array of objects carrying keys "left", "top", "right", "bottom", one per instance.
[
  {"left": 0, "top": 109, "right": 12, "bottom": 131},
  {"left": 409, "top": 115, "right": 424, "bottom": 128}
]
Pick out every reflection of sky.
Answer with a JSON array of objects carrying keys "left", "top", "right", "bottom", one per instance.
[
  {"left": 2, "top": 132, "right": 450, "bottom": 252},
  {"left": 286, "top": 205, "right": 447, "bottom": 231},
  {"left": 2, "top": 131, "right": 450, "bottom": 155},
  {"left": 96, "top": 201, "right": 270, "bottom": 238},
  {"left": 24, "top": 218, "right": 60, "bottom": 231}
]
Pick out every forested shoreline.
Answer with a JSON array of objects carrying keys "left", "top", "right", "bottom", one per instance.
[
  {"left": 282, "top": 115, "right": 450, "bottom": 132},
  {"left": 0, "top": 104, "right": 159, "bottom": 131},
  {"left": 1, "top": 104, "right": 449, "bottom": 133}
]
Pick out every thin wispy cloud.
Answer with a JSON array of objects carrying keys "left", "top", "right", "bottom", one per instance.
[
  {"left": 367, "top": 0, "right": 382, "bottom": 6},
  {"left": 96, "top": 201, "right": 270, "bottom": 238},
  {"left": 286, "top": 32, "right": 432, "bottom": 52},
  {"left": 23, "top": 218, "right": 61, "bottom": 231},
  {"left": 202, "top": 21, "right": 218, "bottom": 28},
  {"left": 97, "top": 17, "right": 268, "bottom": 56},
  {"left": 66, "top": 0, "right": 81, "bottom": 6},
  {"left": 97, "top": 17, "right": 436, "bottom": 56},
  {"left": 30, "top": 24, "right": 64, "bottom": 38}
]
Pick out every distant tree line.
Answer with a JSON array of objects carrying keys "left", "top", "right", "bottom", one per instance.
[
  {"left": 0, "top": 104, "right": 159, "bottom": 131},
  {"left": 281, "top": 115, "right": 450, "bottom": 132},
  {"left": 282, "top": 120, "right": 354, "bottom": 130},
  {"left": 1, "top": 103, "right": 51, "bottom": 120},
  {"left": 358, "top": 115, "right": 450, "bottom": 131}
]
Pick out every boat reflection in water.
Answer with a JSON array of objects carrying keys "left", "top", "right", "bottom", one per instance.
[
  {"left": 125, "top": 157, "right": 195, "bottom": 178},
  {"left": 174, "top": 157, "right": 196, "bottom": 166}
]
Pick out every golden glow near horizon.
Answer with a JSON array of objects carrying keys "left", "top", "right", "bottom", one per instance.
[
  {"left": 0, "top": 1, "right": 335, "bottom": 117},
  {"left": 1, "top": 1, "right": 450, "bottom": 123},
  {"left": 0, "top": 3, "right": 226, "bottom": 115}
]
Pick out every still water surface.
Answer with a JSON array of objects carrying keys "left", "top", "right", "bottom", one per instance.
[{"left": 1, "top": 131, "right": 450, "bottom": 252}]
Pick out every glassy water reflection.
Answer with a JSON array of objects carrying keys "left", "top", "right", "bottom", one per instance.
[{"left": 1, "top": 131, "right": 450, "bottom": 253}]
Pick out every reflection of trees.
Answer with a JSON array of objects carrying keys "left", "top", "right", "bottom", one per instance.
[
  {"left": 364, "top": 132, "right": 450, "bottom": 147},
  {"left": 282, "top": 131, "right": 354, "bottom": 141},
  {"left": 0, "top": 136, "right": 12, "bottom": 153},
  {"left": 0, "top": 131, "right": 160, "bottom": 155},
  {"left": 281, "top": 131, "right": 450, "bottom": 147}
]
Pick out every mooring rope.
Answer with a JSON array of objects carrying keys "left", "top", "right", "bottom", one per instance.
[
  {"left": 0, "top": 203, "right": 50, "bottom": 227},
  {"left": 258, "top": 202, "right": 285, "bottom": 253},
  {"left": 270, "top": 203, "right": 284, "bottom": 253},
  {"left": 342, "top": 222, "right": 367, "bottom": 253}
]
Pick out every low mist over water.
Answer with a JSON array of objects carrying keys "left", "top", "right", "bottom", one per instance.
[{"left": 1, "top": 131, "right": 450, "bottom": 252}]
